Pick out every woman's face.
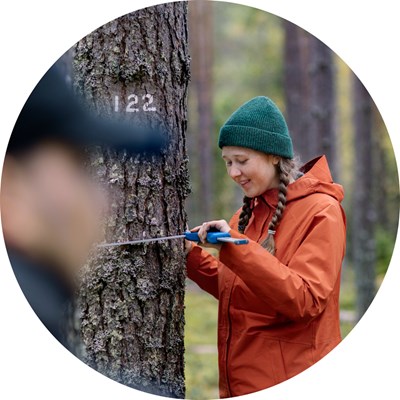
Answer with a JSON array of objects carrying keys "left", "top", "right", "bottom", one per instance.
[{"left": 222, "top": 146, "right": 280, "bottom": 198}]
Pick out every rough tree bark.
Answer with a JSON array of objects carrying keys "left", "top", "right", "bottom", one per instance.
[
  {"left": 73, "top": 3, "right": 190, "bottom": 397},
  {"left": 308, "top": 35, "right": 337, "bottom": 178},
  {"left": 352, "top": 75, "right": 376, "bottom": 320},
  {"left": 188, "top": 0, "right": 214, "bottom": 221}
]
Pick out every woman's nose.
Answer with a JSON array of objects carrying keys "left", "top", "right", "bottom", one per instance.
[{"left": 229, "top": 166, "right": 241, "bottom": 179}]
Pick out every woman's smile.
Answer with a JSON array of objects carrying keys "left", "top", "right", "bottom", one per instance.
[
  {"left": 222, "top": 146, "right": 281, "bottom": 197},
  {"left": 239, "top": 179, "right": 251, "bottom": 188}
]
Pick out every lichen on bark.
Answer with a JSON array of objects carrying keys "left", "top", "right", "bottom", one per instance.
[{"left": 73, "top": 3, "right": 190, "bottom": 398}]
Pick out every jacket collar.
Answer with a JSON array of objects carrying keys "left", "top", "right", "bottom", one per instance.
[{"left": 254, "top": 155, "right": 343, "bottom": 208}]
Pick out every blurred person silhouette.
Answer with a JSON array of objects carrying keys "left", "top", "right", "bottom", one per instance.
[{"left": 0, "top": 65, "right": 166, "bottom": 348}]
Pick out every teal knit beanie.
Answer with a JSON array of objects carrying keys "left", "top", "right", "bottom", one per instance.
[{"left": 218, "top": 96, "right": 294, "bottom": 159}]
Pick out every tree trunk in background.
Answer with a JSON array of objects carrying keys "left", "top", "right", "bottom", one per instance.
[
  {"left": 283, "top": 21, "right": 311, "bottom": 162},
  {"left": 73, "top": 3, "right": 190, "bottom": 397},
  {"left": 188, "top": 0, "right": 214, "bottom": 220},
  {"left": 352, "top": 75, "right": 376, "bottom": 321},
  {"left": 372, "top": 111, "right": 389, "bottom": 231},
  {"left": 308, "top": 36, "right": 337, "bottom": 178},
  {"left": 284, "top": 23, "right": 337, "bottom": 177}
]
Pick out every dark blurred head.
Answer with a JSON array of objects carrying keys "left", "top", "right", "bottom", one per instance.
[
  {"left": 1, "top": 141, "right": 106, "bottom": 283},
  {"left": 1, "top": 65, "right": 166, "bottom": 283}
]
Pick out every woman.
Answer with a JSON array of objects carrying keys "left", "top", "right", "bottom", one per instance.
[{"left": 186, "top": 96, "right": 346, "bottom": 398}]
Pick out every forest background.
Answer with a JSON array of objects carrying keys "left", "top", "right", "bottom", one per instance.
[{"left": 185, "top": 2, "right": 398, "bottom": 398}]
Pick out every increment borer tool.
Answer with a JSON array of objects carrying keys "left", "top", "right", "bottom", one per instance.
[{"left": 98, "top": 230, "right": 249, "bottom": 248}]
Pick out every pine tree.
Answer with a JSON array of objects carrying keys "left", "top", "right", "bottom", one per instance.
[{"left": 73, "top": 3, "right": 190, "bottom": 397}]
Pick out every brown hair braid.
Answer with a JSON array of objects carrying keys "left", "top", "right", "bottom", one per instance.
[
  {"left": 238, "top": 157, "right": 300, "bottom": 255},
  {"left": 238, "top": 195, "right": 252, "bottom": 234}
]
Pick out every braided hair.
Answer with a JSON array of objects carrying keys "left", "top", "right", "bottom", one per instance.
[
  {"left": 238, "top": 195, "right": 253, "bottom": 234},
  {"left": 238, "top": 157, "right": 300, "bottom": 255}
]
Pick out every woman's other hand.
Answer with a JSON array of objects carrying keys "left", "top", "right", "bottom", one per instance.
[{"left": 189, "top": 220, "right": 231, "bottom": 250}]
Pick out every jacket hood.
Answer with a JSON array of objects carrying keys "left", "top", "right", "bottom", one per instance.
[{"left": 261, "top": 156, "right": 344, "bottom": 205}]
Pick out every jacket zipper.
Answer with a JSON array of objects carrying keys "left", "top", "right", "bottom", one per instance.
[
  {"left": 225, "top": 276, "right": 236, "bottom": 397},
  {"left": 224, "top": 199, "right": 271, "bottom": 395}
]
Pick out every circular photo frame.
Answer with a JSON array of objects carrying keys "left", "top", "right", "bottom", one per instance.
[{"left": 1, "top": 1, "right": 398, "bottom": 400}]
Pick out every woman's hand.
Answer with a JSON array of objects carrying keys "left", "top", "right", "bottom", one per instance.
[{"left": 190, "top": 219, "right": 231, "bottom": 250}]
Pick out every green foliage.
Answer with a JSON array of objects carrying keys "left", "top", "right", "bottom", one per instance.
[
  {"left": 340, "top": 321, "right": 354, "bottom": 338},
  {"left": 376, "top": 227, "right": 396, "bottom": 277},
  {"left": 339, "top": 266, "right": 356, "bottom": 311},
  {"left": 213, "top": 2, "right": 284, "bottom": 110}
]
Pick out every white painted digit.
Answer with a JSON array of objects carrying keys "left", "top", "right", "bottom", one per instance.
[
  {"left": 126, "top": 94, "right": 139, "bottom": 112},
  {"left": 142, "top": 94, "right": 156, "bottom": 112},
  {"left": 114, "top": 95, "right": 119, "bottom": 112}
]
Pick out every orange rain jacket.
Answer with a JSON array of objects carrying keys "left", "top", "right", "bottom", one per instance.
[{"left": 186, "top": 156, "right": 346, "bottom": 398}]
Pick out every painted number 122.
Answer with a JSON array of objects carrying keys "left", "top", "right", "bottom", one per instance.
[{"left": 114, "top": 94, "right": 157, "bottom": 113}]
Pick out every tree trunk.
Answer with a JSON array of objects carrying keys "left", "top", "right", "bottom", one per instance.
[
  {"left": 352, "top": 75, "right": 376, "bottom": 320},
  {"left": 308, "top": 36, "right": 337, "bottom": 178},
  {"left": 372, "top": 110, "right": 389, "bottom": 231},
  {"left": 283, "top": 21, "right": 311, "bottom": 162},
  {"left": 73, "top": 3, "right": 190, "bottom": 398},
  {"left": 284, "top": 23, "right": 337, "bottom": 177},
  {"left": 188, "top": 0, "right": 214, "bottom": 221}
]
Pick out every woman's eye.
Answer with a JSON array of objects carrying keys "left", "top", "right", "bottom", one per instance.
[
  {"left": 225, "top": 161, "right": 232, "bottom": 167},
  {"left": 238, "top": 159, "right": 248, "bottom": 165}
]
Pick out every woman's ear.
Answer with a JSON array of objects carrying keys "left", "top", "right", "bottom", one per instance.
[{"left": 272, "top": 155, "right": 280, "bottom": 166}]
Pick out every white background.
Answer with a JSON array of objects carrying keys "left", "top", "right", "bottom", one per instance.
[{"left": 0, "top": 1, "right": 399, "bottom": 399}]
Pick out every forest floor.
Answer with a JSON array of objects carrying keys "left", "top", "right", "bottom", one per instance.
[
  {"left": 185, "top": 283, "right": 219, "bottom": 400},
  {"left": 184, "top": 266, "right": 358, "bottom": 400}
]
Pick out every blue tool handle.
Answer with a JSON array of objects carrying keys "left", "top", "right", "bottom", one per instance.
[{"left": 184, "top": 231, "right": 231, "bottom": 244}]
